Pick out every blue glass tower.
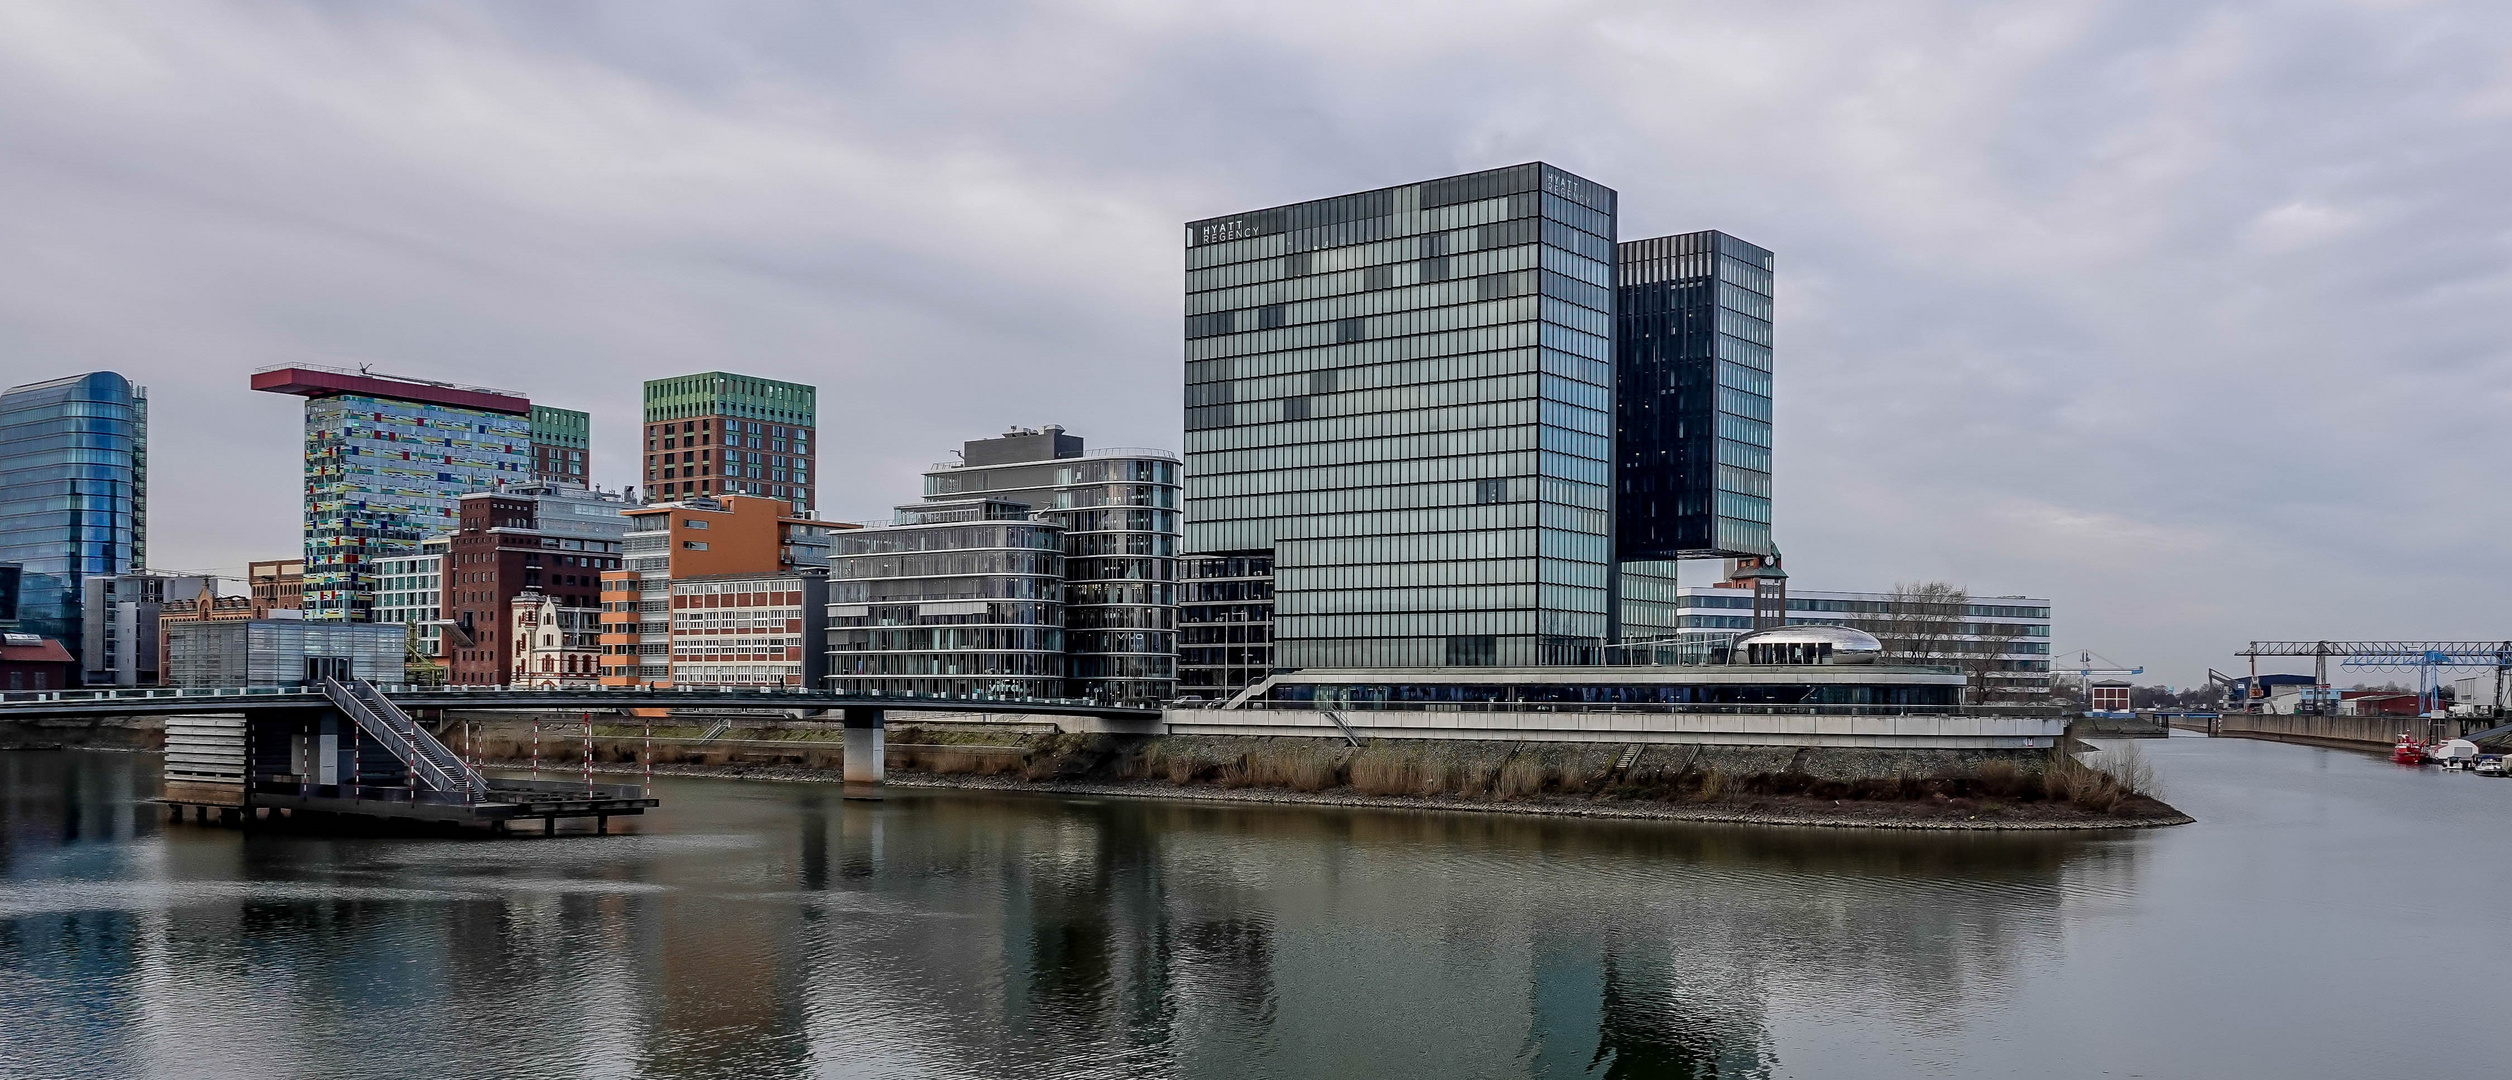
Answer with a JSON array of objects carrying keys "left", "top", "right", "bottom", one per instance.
[{"left": 0, "top": 372, "right": 148, "bottom": 666}]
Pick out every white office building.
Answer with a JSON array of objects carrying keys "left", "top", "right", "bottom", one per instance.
[{"left": 1675, "top": 585, "right": 2053, "bottom": 702}]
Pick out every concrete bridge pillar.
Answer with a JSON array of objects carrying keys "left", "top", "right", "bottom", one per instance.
[{"left": 842, "top": 707, "right": 884, "bottom": 800}]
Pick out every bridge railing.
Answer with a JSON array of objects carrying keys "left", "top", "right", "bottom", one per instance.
[{"left": 0, "top": 683, "right": 1149, "bottom": 711}]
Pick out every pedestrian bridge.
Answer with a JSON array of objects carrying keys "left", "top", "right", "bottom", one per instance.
[
  {"left": 0, "top": 683, "right": 1163, "bottom": 723},
  {"left": 0, "top": 680, "right": 1155, "bottom": 831}
]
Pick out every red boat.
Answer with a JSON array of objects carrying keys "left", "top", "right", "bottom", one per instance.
[{"left": 2392, "top": 735, "right": 2426, "bottom": 764}]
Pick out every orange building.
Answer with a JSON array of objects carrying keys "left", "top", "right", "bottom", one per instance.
[{"left": 598, "top": 494, "right": 850, "bottom": 688}]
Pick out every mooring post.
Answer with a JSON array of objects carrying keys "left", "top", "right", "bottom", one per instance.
[{"left": 842, "top": 707, "right": 886, "bottom": 800}]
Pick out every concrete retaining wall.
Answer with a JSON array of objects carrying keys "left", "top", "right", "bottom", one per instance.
[
  {"left": 2216, "top": 712, "right": 2474, "bottom": 751},
  {"left": 1162, "top": 708, "right": 2067, "bottom": 749}
]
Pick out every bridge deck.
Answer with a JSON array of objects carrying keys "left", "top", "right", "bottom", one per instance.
[{"left": 0, "top": 684, "right": 1162, "bottom": 721}]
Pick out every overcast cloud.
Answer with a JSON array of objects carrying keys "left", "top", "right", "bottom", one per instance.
[{"left": 2, "top": 0, "right": 2506, "bottom": 685}]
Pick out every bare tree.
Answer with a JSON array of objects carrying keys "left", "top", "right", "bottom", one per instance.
[
  {"left": 1966, "top": 624, "right": 2024, "bottom": 704},
  {"left": 1883, "top": 581, "right": 1969, "bottom": 667}
]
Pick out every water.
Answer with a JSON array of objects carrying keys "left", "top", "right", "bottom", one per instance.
[{"left": 1, "top": 735, "right": 2505, "bottom": 1079}]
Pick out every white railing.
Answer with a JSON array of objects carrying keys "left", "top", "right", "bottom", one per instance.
[{"left": 0, "top": 682, "right": 1129, "bottom": 710}]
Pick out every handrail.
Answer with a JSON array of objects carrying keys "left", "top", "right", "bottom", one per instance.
[
  {"left": 318, "top": 679, "right": 489, "bottom": 801},
  {"left": 1205, "top": 701, "right": 2064, "bottom": 717}
]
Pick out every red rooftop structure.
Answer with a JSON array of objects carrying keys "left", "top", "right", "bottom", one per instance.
[{"left": 250, "top": 364, "right": 530, "bottom": 415}]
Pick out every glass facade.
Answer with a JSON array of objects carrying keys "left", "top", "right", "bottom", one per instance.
[
  {"left": 825, "top": 499, "right": 1067, "bottom": 697},
  {"left": 299, "top": 394, "right": 530, "bottom": 622},
  {"left": 1177, "top": 553, "right": 1273, "bottom": 698},
  {"left": 1184, "top": 162, "right": 1619, "bottom": 669},
  {"left": 163, "top": 620, "right": 402, "bottom": 689},
  {"left": 0, "top": 372, "right": 148, "bottom": 665},
  {"left": 1615, "top": 230, "right": 1774, "bottom": 562},
  {"left": 923, "top": 428, "right": 1180, "bottom": 704}
]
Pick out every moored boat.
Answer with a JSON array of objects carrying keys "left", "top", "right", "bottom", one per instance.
[{"left": 2392, "top": 735, "right": 2426, "bottom": 764}]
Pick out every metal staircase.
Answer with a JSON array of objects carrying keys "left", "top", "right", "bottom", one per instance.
[{"left": 320, "top": 678, "right": 490, "bottom": 801}]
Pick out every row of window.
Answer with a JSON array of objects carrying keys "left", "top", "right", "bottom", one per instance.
[
  {"left": 1187, "top": 371, "right": 1576, "bottom": 432},
  {"left": 1186, "top": 398, "right": 1559, "bottom": 455},
  {"left": 827, "top": 551, "right": 1064, "bottom": 580},
  {"left": 1187, "top": 242, "right": 1538, "bottom": 315},
  {"left": 1185, "top": 295, "right": 1539, "bottom": 362},
  {"left": 1275, "top": 610, "right": 1608, "bottom": 640},
  {"left": 1187, "top": 187, "right": 1553, "bottom": 267},
  {"left": 826, "top": 628, "right": 1064, "bottom": 653},
  {"left": 1186, "top": 324, "right": 1610, "bottom": 389},
  {"left": 1186, "top": 474, "right": 1614, "bottom": 523}
]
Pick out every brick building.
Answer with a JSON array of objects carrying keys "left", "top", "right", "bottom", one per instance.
[
  {"left": 640, "top": 373, "right": 817, "bottom": 511},
  {"left": 599, "top": 494, "right": 843, "bottom": 687},
  {"left": 669, "top": 572, "right": 826, "bottom": 688},
  {"left": 442, "top": 489, "right": 627, "bottom": 685}
]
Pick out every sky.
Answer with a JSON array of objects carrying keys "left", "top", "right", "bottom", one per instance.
[{"left": 1, "top": 0, "right": 2507, "bottom": 687}]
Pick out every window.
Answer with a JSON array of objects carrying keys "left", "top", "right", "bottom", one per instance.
[{"left": 683, "top": 541, "right": 709, "bottom": 550}]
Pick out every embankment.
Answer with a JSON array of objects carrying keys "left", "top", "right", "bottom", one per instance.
[{"left": 446, "top": 717, "right": 2189, "bottom": 830}]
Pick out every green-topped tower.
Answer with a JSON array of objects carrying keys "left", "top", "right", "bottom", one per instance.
[{"left": 640, "top": 373, "right": 818, "bottom": 512}]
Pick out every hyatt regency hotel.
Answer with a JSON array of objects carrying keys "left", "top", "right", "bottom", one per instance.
[{"left": 1179, "top": 163, "right": 1775, "bottom": 690}]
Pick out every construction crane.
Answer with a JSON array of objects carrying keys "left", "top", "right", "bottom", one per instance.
[
  {"left": 2233, "top": 641, "right": 2512, "bottom": 715},
  {"left": 2055, "top": 649, "right": 2144, "bottom": 712}
]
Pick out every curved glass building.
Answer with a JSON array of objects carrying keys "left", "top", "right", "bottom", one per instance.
[
  {"left": 823, "top": 497, "right": 1067, "bottom": 697},
  {"left": 0, "top": 371, "right": 147, "bottom": 667},
  {"left": 922, "top": 427, "right": 1181, "bottom": 704}
]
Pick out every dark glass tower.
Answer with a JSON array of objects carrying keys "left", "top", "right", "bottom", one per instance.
[
  {"left": 1613, "top": 231, "right": 1773, "bottom": 641},
  {"left": 1615, "top": 230, "right": 1773, "bottom": 561},
  {"left": 1184, "top": 162, "right": 1619, "bottom": 669},
  {"left": 0, "top": 371, "right": 148, "bottom": 666}
]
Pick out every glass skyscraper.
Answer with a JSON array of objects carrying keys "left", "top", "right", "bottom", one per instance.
[
  {"left": 1184, "top": 162, "right": 1619, "bottom": 668},
  {"left": 1615, "top": 230, "right": 1774, "bottom": 560},
  {"left": 1614, "top": 231, "right": 1774, "bottom": 640},
  {"left": 0, "top": 371, "right": 148, "bottom": 665}
]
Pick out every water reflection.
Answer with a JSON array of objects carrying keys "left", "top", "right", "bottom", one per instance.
[{"left": 1, "top": 750, "right": 2148, "bottom": 1079}]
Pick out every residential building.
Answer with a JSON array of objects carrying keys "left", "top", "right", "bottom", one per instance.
[
  {"left": 80, "top": 572, "right": 227, "bottom": 686},
  {"left": 599, "top": 494, "right": 841, "bottom": 687},
  {"left": 529, "top": 405, "right": 592, "bottom": 486},
  {"left": 641, "top": 373, "right": 816, "bottom": 511},
  {"left": 510, "top": 589, "right": 603, "bottom": 687},
  {"left": 375, "top": 540, "right": 446, "bottom": 662},
  {"left": 1, "top": 632, "right": 76, "bottom": 692},
  {"left": 0, "top": 372, "right": 148, "bottom": 671},
  {"left": 249, "top": 559, "right": 306, "bottom": 611},
  {"left": 441, "top": 487, "right": 628, "bottom": 685},
  {"left": 668, "top": 572, "right": 827, "bottom": 688},
  {"left": 251, "top": 365, "right": 532, "bottom": 622},
  {"left": 1183, "top": 162, "right": 1621, "bottom": 669},
  {"left": 1672, "top": 586, "right": 2053, "bottom": 702},
  {"left": 1176, "top": 553, "right": 1274, "bottom": 699},
  {"left": 824, "top": 498, "right": 1066, "bottom": 698},
  {"left": 920, "top": 427, "right": 1180, "bottom": 703},
  {"left": 164, "top": 620, "right": 401, "bottom": 688}
]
